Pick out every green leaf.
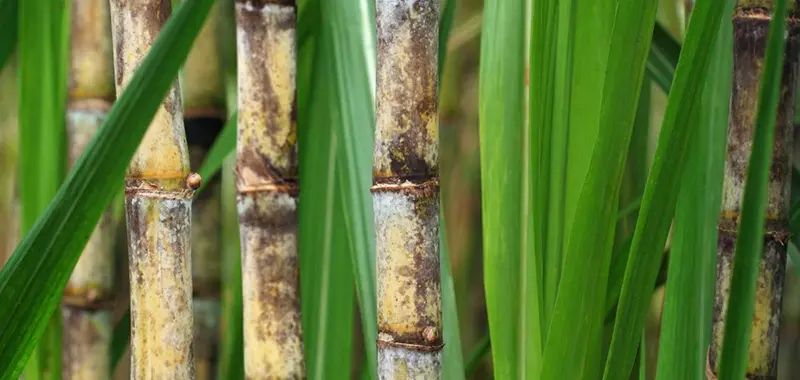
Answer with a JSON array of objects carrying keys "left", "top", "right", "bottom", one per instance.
[
  {"left": 440, "top": 216, "right": 465, "bottom": 380},
  {"left": 438, "top": 0, "right": 456, "bottom": 77},
  {"left": 464, "top": 334, "right": 490, "bottom": 377},
  {"left": 301, "top": 0, "right": 378, "bottom": 376},
  {"left": 0, "top": 0, "right": 17, "bottom": 71},
  {"left": 541, "top": 0, "right": 659, "bottom": 378},
  {"left": 655, "top": 2, "right": 733, "bottom": 379},
  {"left": 109, "top": 310, "right": 130, "bottom": 373},
  {"left": 218, "top": 155, "right": 244, "bottom": 380},
  {"left": 717, "top": 0, "right": 789, "bottom": 378},
  {"left": 18, "top": 0, "right": 68, "bottom": 377},
  {"left": 0, "top": 0, "right": 216, "bottom": 377},
  {"left": 604, "top": 0, "right": 733, "bottom": 377},
  {"left": 647, "top": 23, "right": 681, "bottom": 93},
  {"left": 478, "top": 0, "right": 529, "bottom": 378}
]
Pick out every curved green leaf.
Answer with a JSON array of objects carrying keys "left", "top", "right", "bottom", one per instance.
[
  {"left": 0, "top": 0, "right": 216, "bottom": 377},
  {"left": 604, "top": 0, "right": 733, "bottom": 377}
]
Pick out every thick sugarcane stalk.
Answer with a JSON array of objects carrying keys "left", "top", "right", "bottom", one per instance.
[
  {"left": 182, "top": 3, "right": 225, "bottom": 379},
  {"left": 61, "top": 1, "right": 117, "bottom": 378},
  {"left": 710, "top": 2, "right": 800, "bottom": 378},
  {"left": 235, "top": 1, "right": 304, "bottom": 378},
  {"left": 110, "top": 0, "right": 196, "bottom": 378},
  {"left": 374, "top": 0, "right": 442, "bottom": 378}
]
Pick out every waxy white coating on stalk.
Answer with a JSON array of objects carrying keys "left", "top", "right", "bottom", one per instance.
[
  {"left": 238, "top": 191, "right": 304, "bottom": 378},
  {"left": 62, "top": 308, "right": 113, "bottom": 379},
  {"left": 64, "top": 103, "right": 116, "bottom": 305},
  {"left": 127, "top": 196, "right": 194, "bottom": 380},
  {"left": 378, "top": 345, "right": 441, "bottom": 380},
  {"left": 235, "top": 1, "right": 304, "bottom": 377},
  {"left": 373, "top": 185, "right": 441, "bottom": 341}
]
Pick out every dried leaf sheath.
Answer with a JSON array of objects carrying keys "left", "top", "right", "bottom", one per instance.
[
  {"left": 710, "top": 4, "right": 800, "bottom": 378},
  {"left": 182, "top": 3, "right": 226, "bottom": 377},
  {"left": 374, "top": 0, "right": 442, "bottom": 378},
  {"left": 110, "top": 0, "right": 195, "bottom": 378},
  {"left": 235, "top": 1, "right": 305, "bottom": 378},
  {"left": 62, "top": 0, "right": 116, "bottom": 378}
]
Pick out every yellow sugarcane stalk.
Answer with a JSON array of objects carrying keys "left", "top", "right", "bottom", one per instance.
[
  {"left": 710, "top": 1, "right": 800, "bottom": 378},
  {"left": 61, "top": 0, "right": 117, "bottom": 378},
  {"left": 110, "top": 0, "right": 196, "bottom": 378},
  {"left": 374, "top": 0, "right": 442, "bottom": 378},
  {"left": 235, "top": 0, "right": 305, "bottom": 377},
  {"left": 181, "top": 3, "right": 226, "bottom": 379}
]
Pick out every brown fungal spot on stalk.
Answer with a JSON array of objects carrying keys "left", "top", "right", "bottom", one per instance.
[
  {"left": 235, "top": 2, "right": 298, "bottom": 190},
  {"left": 374, "top": 0, "right": 440, "bottom": 181}
]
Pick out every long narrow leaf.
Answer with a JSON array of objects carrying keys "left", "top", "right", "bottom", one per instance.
[
  {"left": 541, "top": 0, "right": 659, "bottom": 377},
  {"left": 717, "top": 0, "right": 789, "bottom": 378},
  {"left": 0, "top": 0, "right": 216, "bottom": 377},
  {"left": 308, "top": 0, "right": 378, "bottom": 376},
  {"left": 655, "top": 2, "right": 733, "bottom": 378},
  {"left": 603, "top": 0, "right": 732, "bottom": 377},
  {"left": 478, "top": 0, "right": 529, "bottom": 378}
]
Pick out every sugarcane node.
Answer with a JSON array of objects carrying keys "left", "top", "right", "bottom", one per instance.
[{"left": 187, "top": 173, "right": 203, "bottom": 190}]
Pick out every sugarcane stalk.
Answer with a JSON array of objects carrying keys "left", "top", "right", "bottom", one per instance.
[
  {"left": 181, "top": 3, "right": 225, "bottom": 379},
  {"left": 374, "top": 0, "right": 442, "bottom": 378},
  {"left": 61, "top": 0, "right": 117, "bottom": 378},
  {"left": 234, "top": 0, "right": 305, "bottom": 378},
  {"left": 710, "top": 2, "right": 800, "bottom": 378},
  {"left": 110, "top": 0, "right": 196, "bottom": 378}
]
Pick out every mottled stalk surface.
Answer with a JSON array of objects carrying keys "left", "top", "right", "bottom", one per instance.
[
  {"left": 235, "top": 0, "right": 305, "bottom": 378},
  {"left": 110, "top": 0, "right": 196, "bottom": 378},
  {"left": 711, "top": 2, "right": 800, "bottom": 378},
  {"left": 62, "top": 1, "right": 117, "bottom": 378},
  {"left": 374, "top": 0, "right": 442, "bottom": 378}
]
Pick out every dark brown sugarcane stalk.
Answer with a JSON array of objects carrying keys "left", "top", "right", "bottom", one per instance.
[
  {"left": 181, "top": 3, "right": 226, "bottom": 379},
  {"left": 374, "top": 0, "right": 442, "bottom": 378},
  {"left": 710, "top": 1, "right": 800, "bottom": 378},
  {"left": 235, "top": 0, "right": 305, "bottom": 377},
  {"left": 110, "top": 0, "right": 196, "bottom": 378},
  {"left": 61, "top": 0, "right": 117, "bottom": 378}
]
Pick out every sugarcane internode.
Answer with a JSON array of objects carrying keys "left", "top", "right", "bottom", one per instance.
[
  {"left": 710, "top": 1, "right": 800, "bottom": 378},
  {"left": 62, "top": 0, "right": 117, "bottom": 378},
  {"left": 235, "top": 0, "right": 305, "bottom": 378},
  {"left": 110, "top": 0, "right": 196, "bottom": 378},
  {"left": 374, "top": 0, "right": 442, "bottom": 378}
]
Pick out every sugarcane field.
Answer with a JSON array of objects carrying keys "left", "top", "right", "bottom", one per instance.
[{"left": 6, "top": 0, "right": 800, "bottom": 379}]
